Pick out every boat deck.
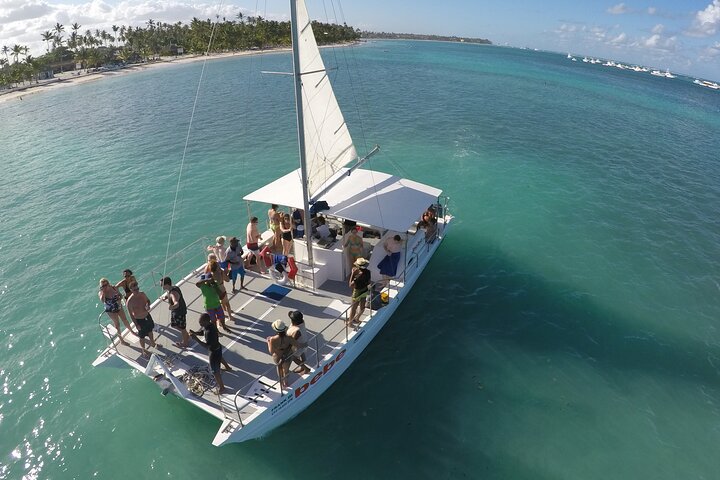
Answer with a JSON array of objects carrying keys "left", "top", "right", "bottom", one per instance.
[{"left": 96, "top": 265, "right": 375, "bottom": 421}]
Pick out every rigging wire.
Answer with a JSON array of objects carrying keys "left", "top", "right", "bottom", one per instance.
[
  {"left": 324, "top": 0, "right": 388, "bottom": 230},
  {"left": 162, "top": 1, "right": 225, "bottom": 278}
]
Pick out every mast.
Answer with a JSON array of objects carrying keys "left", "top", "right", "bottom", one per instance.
[{"left": 290, "top": 0, "right": 315, "bottom": 284}]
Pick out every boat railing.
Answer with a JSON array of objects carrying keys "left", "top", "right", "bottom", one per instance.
[
  {"left": 95, "top": 236, "right": 212, "bottom": 348},
  {"left": 227, "top": 276, "right": 402, "bottom": 426}
]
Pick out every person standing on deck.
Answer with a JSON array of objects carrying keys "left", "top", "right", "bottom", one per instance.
[
  {"left": 206, "top": 254, "right": 232, "bottom": 321},
  {"left": 190, "top": 313, "right": 229, "bottom": 394},
  {"left": 207, "top": 236, "right": 227, "bottom": 267},
  {"left": 267, "top": 320, "right": 297, "bottom": 389},
  {"left": 377, "top": 234, "right": 403, "bottom": 287},
  {"left": 348, "top": 258, "right": 371, "bottom": 327},
  {"left": 196, "top": 273, "right": 229, "bottom": 332},
  {"left": 224, "top": 237, "right": 245, "bottom": 292},
  {"left": 126, "top": 281, "right": 160, "bottom": 357},
  {"left": 161, "top": 276, "right": 190, "bottom": 348},
  {"left": 268, "top": 204, "right": 281, "bottom": 252},
  {"left": 98, "top": 278, "right": 135, "bottom": 346},
  {"left": 115, "top": 269, "right": 137, "bottom": 300},
  {"left": 287, "top": 311, "right": 311, "bottom": 375},
  {"left": 246, "top": 217, "right": 265, "bottom": 273},
  {"left": 342, "top": 226, "right": 364, "bottom": 276}
]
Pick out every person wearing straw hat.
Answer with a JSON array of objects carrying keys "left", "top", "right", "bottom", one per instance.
[
  {"left": 348, "top": 257, "right": 371, "bottom": 328},
  {"left": 266, "top": 319, "right": 297, "bottom": 389}
]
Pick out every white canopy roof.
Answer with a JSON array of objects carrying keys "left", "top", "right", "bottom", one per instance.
[{"left": 243, "top": 168, "right": 442, "bottom": 232}]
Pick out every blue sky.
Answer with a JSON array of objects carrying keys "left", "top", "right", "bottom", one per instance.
[{"left": 1, "top": 0, "right": 719, "bottom": 80}]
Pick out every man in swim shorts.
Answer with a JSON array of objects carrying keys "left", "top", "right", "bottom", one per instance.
[
  {"left": 224, "top": 236, "right": 245, "bottom": 293},
  {"left": 126, "top": 281, "right": 160, "bottom": 357}
]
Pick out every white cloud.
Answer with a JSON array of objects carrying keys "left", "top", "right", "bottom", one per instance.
[
  {"left": 0, "top": 0, "right": 265, "bottom": 56},
  {"left": 687, "top": 0, "right": 720, "bottom": 37},
  {"left": 647, "top": 6, "right": 657, "bottom": 15},
  {"left": 607, "top": 3, "right": 629, "bottom": 15},
  {"left": 641, "top": 32, "right": 677, "bottom": 52},
  {"left": 609, "top": 32, "right": 627, "bottom": 44},
  {"left": 651, "top": 24, "right": 664, "bottom": 34}
]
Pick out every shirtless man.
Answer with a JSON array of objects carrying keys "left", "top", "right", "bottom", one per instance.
[
  {"left": 268, "top": 204, "right": 281, "bottom": 252},
  {"left": 126, "top": 281, "right": 160, "bottom": 357},
  {"left": 246, "top": 217, "right": 265, "bottom": 272}
]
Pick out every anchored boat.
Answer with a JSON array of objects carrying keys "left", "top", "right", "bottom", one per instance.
[{"left": 92, "top": 0, "right": 453, "bottom": 446}]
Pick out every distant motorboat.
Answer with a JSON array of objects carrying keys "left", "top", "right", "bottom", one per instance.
[
  {"left": 571, "top": 57, "right": 577, "bottom": 62},
  {"left": 603, "top": 60, "right": 616, "bottom": 67},
  {"left": 695, "top": 79, "right": 720, "bottom": 90},
  {"left": 650, "top": 70, "right": 664, "bottom": 77},
  {"left": 582, "top": 57, "right": 589, "bottom": 63},
  {"left": 663, "top": 69, "right": 676, "bottom": 79},
  {"left": 567, "top": 53, "right": 572, "bottom": 59}
]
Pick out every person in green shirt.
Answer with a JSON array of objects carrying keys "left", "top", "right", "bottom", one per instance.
[{"left": 196, "top": 273, "right": 228, "bottom": 331}]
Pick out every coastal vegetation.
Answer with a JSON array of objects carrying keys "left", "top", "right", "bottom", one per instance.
[
  {"left": 361, "top": 31, "right": 491, "bottom": 45},
  {"left": 0, "top": 15, "right": 359, "bottom": 91}
]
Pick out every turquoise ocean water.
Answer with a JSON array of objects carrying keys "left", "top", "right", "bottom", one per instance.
[{"left": 1, "top": 40, "right": 720, "bottom": 479}]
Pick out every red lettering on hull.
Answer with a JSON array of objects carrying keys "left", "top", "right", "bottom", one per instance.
[{"left": 294, "top": 349, "right": 346, "bottom": 398}]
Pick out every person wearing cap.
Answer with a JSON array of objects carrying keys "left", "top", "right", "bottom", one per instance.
[
  {"left": 196, "top": 273, "right": 228, "bottom": 332},
  {"left": 287, "top": 311, "right": 311, "bottom": 375},
  {"left": 126, "top": 281, "right": 161, "bottom": 357},
  {"left": 161, "top": 276, "right": 189, "bottom": 348},
  {"left": 266, "top": 319, "right": 297, "bottom": 389},
  {"left": 190, "top": 313, "right": 230, "bottom": 394},
  {"left": 224, "top": 237, "right": 245, "bottom": 293},
  {"left": 348, "top": 257, "right": 371, "bottom": 327}
]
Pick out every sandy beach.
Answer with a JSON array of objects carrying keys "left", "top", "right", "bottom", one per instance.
[{"left": 0, "top": 48, "right": 292, "bottom": 104}]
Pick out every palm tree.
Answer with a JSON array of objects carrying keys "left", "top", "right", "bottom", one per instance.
[
  {"left": 11, "top": 44, "right": 22, "bottom": 64},
  {"left": 54, "top": 23, "right": 65, "bottom": 48},
  {"left": 1, "top": 45, "right": 8, "bottom": 62},
  {"left": 41, "top": 31, "right": 54, "bottom": 52},
  {"left": 112, "top": 25, "right": 119, "bottom": 46}
]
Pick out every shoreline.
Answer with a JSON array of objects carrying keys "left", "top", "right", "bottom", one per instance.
[{"left": 0, "top": 43, "right": 357, "bottom": 104}]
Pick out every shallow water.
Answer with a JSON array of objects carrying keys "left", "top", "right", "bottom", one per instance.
[{"left": 1, "top": 40, "right": 720, "bottom": 479}]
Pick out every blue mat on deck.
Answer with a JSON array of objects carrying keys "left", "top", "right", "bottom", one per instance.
[{"left": 260, "top": 284, "right": 291, "bottom": 301}]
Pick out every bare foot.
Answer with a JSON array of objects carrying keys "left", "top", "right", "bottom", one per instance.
[
  {"left": 222, "top": 364, "right": 233, "bottom": 372},
  {"left": 141, "top": 350, "right": 151, "bottom": 358}
]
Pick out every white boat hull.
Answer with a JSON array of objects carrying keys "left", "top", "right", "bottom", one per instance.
[{"left": 213, "top": 217, "right": 453, "bottom": 445}]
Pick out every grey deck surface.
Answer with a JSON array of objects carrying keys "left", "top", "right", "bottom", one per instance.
[{"left": 109, "top": 268, "right": 357, "bottom": 417}]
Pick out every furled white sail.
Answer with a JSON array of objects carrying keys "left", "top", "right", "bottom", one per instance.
[{"left": 296, "top": 0, "right": 358, "bottom": 198}]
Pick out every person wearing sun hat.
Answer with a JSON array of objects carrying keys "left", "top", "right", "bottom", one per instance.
[
  {"left": 348, "top": 257, "right": 371, "bottom": 328},
  {"left": 266, "top": 319, "right": 297, "bottom": 388}
]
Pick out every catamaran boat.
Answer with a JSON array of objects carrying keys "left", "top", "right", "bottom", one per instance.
[{"left": 91, "top": 0, "right": 453, "bottom": 446}]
